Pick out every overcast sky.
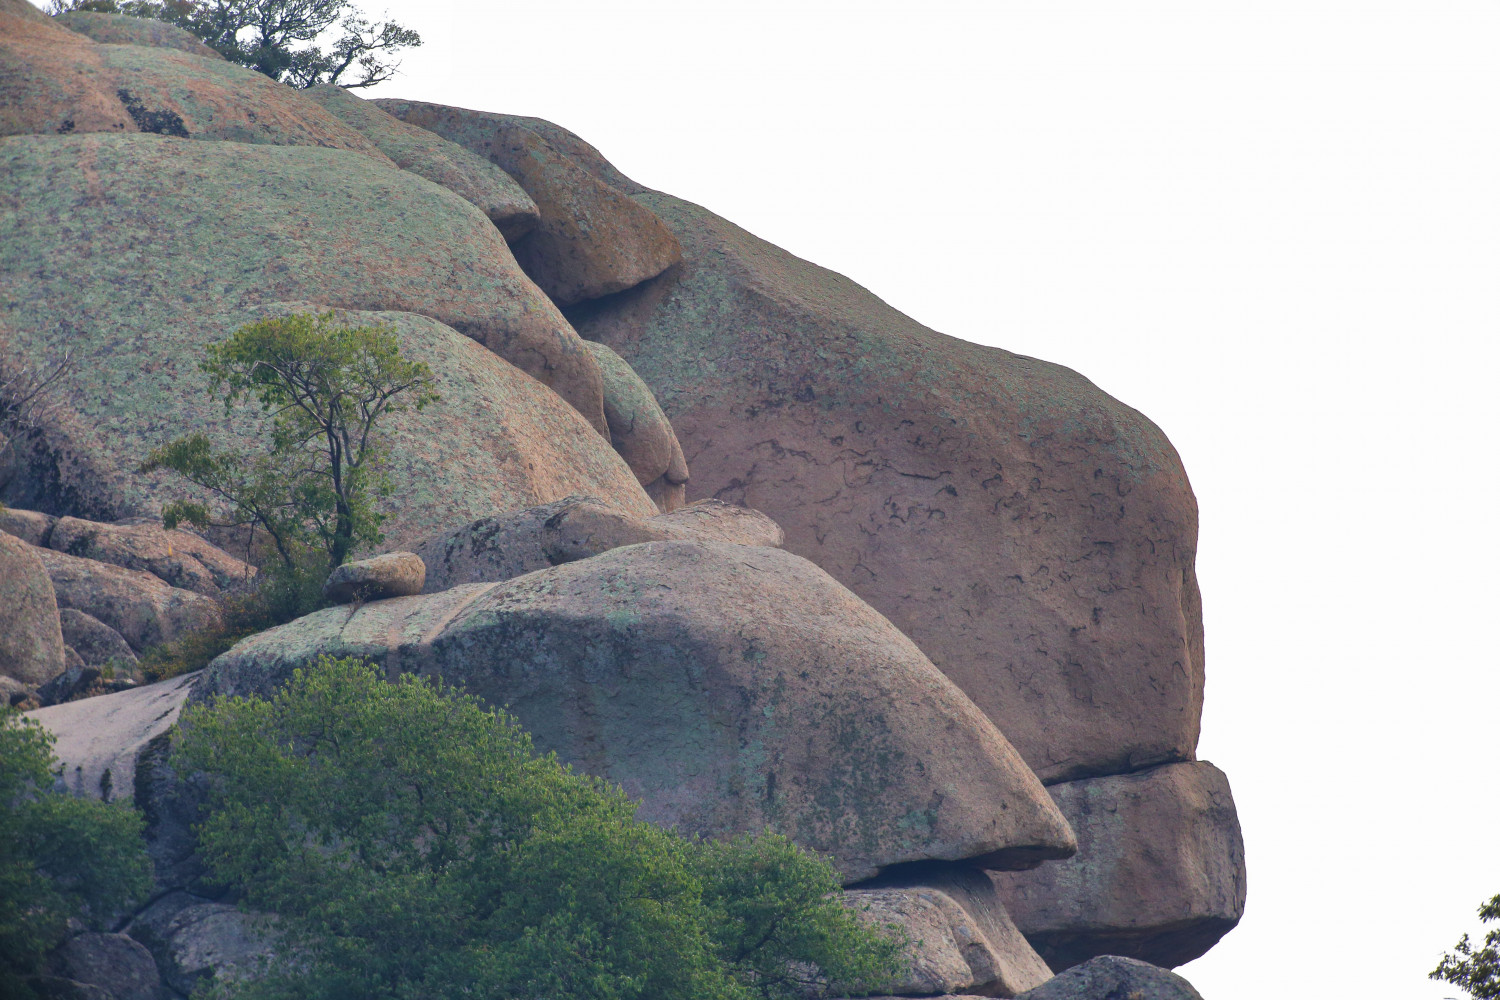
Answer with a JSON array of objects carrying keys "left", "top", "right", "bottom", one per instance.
[{"left": 43, "top": 0, "right": 1500, "bottom": 995}]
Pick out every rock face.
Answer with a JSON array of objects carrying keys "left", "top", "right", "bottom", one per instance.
[
  {"left": 46, "top": 932, "right": 162, "bottom": 1000},
  {"left": 374, "top": 100, "right": 683, "bottom": 306},
  {"left": 1015, "top": 956, "right": 1205, "bottom": 1000},
  {"left": 54, "top": 11, "right": 224, "bottom": 59},
  {"left": 585, "top": 339, "right": 690, "bottom": 508},
  {"left": 200, "top": 540, "right": 1077, "bottom": 883},
  {"left": 0, "top": 2, "right": 390, "bottom": 158},
  {"left": 48, "top": 516, "right": 255, "bottom": 597},
  {"left": 569, "top": 186, "right": 1204, "bottom": 787},
  {"left": 302, "top": 85, "right": 540, "bottom": 240},
  {"left": 415, "top": 495, "right": 783, "bottom": 593},
  {"left": 1, "top": 132, "right": 659, "bottom": 536},
  {"left": 32, "top": 546, "right": 220, "bottom": 652},
  {"left": 323, "top": 551, "right": 427, "bottom": 603},
  {"left": 0, "top": 530, "right": 66, "bottom": 685},
  {"left": 126, "top": 893, "right": 277, "bottom": 997},
  {"left": 991, "top": 762, "right": 1245, "bottom": 970}
]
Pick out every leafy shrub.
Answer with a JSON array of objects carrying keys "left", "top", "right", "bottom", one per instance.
[
  {"left": 173, "top": 656, "right": 903, "bottom": 1000},
  {"left": 0, "top": 709, "right": 153, "bottom": 996}
]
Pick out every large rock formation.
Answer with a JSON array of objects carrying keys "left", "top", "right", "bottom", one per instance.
[
  {"left": 0, "top": 530, "right": 66, "bottom": 685},
  {"left": 32, "top": 546, "right": 221, "bottom": 652},
  {"left": 199, "top": 540, "right": 1077, "bottom": 884},
  {"left": 991, "top": 762, "right": 1246, "bottom": 970}
]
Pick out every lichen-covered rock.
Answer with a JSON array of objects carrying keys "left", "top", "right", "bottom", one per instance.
[
  {"left": 991, "top": 761, "right": 1245, "bottom": 970},
  {"left": 584, "top": 339, "right": 689, "bottom": 506},
  {"left": 46, "top": 932, "right": 162, "bottom": 1000},
  {"left": 200, "top": 541, "right": 1076, "bottom": 883},
  {"left": 1015, "top": 956, "right": 1204, "bottom": 1000},
  {"left": 0, "top": 505, "right": 56, "bottom": 545},
  {"left": 0, "top": 3, "right": 389, "bottom": 159},
  {"left": 59, "top": 608, "right": 138, "bottom": 669},
  {"left": 54, "top": 10, "right": 224, "bottom": 59},
  {"left": 374, "top": 100, "right": 683, "bottom": 306},
  {"left": 571, "top": 187, "right": 1205, "bottom": 786},
  {"left": 0, "top": 531, "right": 66, "bottom": 686},
  {"left": 0, "top": 135, "right": 656, "bottom": 538},
  {"left": 414, "top": 495, "right": 783, "bottom": 593},
  {"left": 125, "top": 893, "right": 277, "bottom": 997},
  {"left": 49, "top": 516, "right": 254, "bottom": 597},
  {"left": 32, "top": 547, "right": 220, "bottom": 652},
  {"left": 323, "top": 551, "right": 426, "bottom": 603},
  {"left": 303, "top": 85, "right": 540, "bottom": 240}
]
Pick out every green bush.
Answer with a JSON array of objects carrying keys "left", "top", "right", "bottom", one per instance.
[
  {"left": 0, "top": 709, "right": 153, "bottom": 996},
  {"left": 173, "top": 656, "right": 903, "bottom": 1000}
]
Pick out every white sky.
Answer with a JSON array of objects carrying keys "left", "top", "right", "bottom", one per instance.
[{"left": 42, "top": 1, "right": 1500, "bottom": 996}]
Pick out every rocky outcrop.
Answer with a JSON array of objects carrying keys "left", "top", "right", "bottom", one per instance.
[
  {"left": 302, "top": 85, "right": 539, "bottom": 240},
  {"left": 0, "top": 2, "right": 389, "bottom": 158},
  {"left": 0, "top": 505, "right": 55, "bottom": 545},
  {"left": 200, "top": 540, "right": 1077, "bottom": 883},
  {"left": 0, "top": 530, "right": 66, "bottom": 685},
  {"left": 54, "top": 11, "right": 224, "bottom": 59},
  {"left": 568, "top": 187, "right": 1204, "bottom": 787},
  {"left": 48, "top": 516, "right": 255, "bottom": 597},
  {"left": 2, "top": 131, "right": 661, "bottom": 536},
  {"left": 45, "top": 932, "right": 162, "bottom": 1000},
  {"left": 33, "top": 546, "right": 220, "bottom": 652},
  {"left": 374, "top": 100, "right": 683, "bottom": 306},
  {"left": 1015, "top": 956, "right": 1204, "bottom": 1000},
  {"left": 126, "top": 893, "right": 277, "bottom": 997},
  {"left": 324, "top": 552, "right": 426, "bottom": 603},
  {"left": 59, "top": 609, "right": 138, "bottom": 669},
  {"left": 415, "top": 495, "right": 782, "bottom": 593},
  {"left": 585, "top": 339, "right": 690, "bottom": 508},
  {"left": 991, "top": 762, "right": 1245, "bottom": 970}
]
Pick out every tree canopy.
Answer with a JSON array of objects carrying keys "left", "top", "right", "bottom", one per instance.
[
  {"left": 48, "top": 0, "right": 421, "bottom": 89},
  {"left": 173, "top": 656, "right": 903, "bottom": 1000},
  {"left": 1434, "top": 894, "right": 1500, "bottom": 999}
]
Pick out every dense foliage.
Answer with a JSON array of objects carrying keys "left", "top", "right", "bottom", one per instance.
[
  {"left": 1434, "top": 894, "right": 1500, "bottom": 999},
  {"left": 173, "top": 656, "right": 903, "bottom": 1000},
  {"left": 0, "top": 709, "right": 153, "bottom": 996},
  {"left": 47, "top": 0, "right": 420, "bottom": 89}
]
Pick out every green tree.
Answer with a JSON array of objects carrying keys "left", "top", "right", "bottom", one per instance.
[
  {"left": 0, "top": 709, "right": 153, "bottom": 997},
  {"left": 172, "top": 656, "right": 903, "bottom": 1000},
  {"left": 46, "top": 0, "right": 420, "bottom": 89},
  {"left": 1434, "top": 894, "right": 1500, "bottom": 999},
  {"left": 141, "top": 312, "right": 438, "bottom": 577}
]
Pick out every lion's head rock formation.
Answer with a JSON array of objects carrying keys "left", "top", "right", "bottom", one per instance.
[{"left": 6, "top": 8, "right": 1244, "bottom": 997}]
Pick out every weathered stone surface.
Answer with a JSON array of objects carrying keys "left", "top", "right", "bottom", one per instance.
[
  {"left": 22, "top": 976, "right": 113, "bottom": 1000},
  {"left": 303, "top": 84, "right": 539, "bottom": 240},
  {"left": 32, "top": 546, "right": 219, "bottom": 652},
  {"left": 1, "top": 134, "right": 658, "bottom": 537},
  {"left": 55, "top": 10, "right": 224, "bottom": 59},
  {"left": 38, "top": 662, "right": 98, "bottom": 707},
  {"left": 0, "top": 530, "right": 66, "bottom": 685},
  {"left": 47, "top": 932, "right": 162, "bottom": 1000},
  {"left": 25, "top": 671, "right": 196, "bottom": 802},
  {"left": 584, "top": 338, "right": 689, "bottom": 504},
  {"left": 50, "top": 516, "right": 255, "bottom": 597},
  {"left": 200, "top": 540, "right": 1076, "bottom": 883},
  {"left": 323, "top": 551, "right": 426, "bottom": 603},
  {"left": 126, "top": 893, "right": 277, "bottom": 997},
  {"left": 415, "top": 495, "right": 783, "bottom": 593},
  {"left": 846, "top": 877, "right": 1052, "bottom": 997},
  {"left": 1015, "top": 956, "right": 1204, "bottom": 1000},
  {"left": 1, "top": 674, "right": 35, "bottom": 706},
  {"left": 59, "top": 608, "right": 138, "bottom": 669},
  {"left": 0, "top": 505, "right": 56, "bottom": 545},
  {"left": 570, "top": 188, "right": 1205, "bottom": 785},
  {"left": 375, "top": 100, "right": 683, "bottom": 306},
  {"left": 0, "top": 3, "right": 388, "bottom": 158},
  {"left": 991, "top": 762, "right": 1245, "bottom": 970}
]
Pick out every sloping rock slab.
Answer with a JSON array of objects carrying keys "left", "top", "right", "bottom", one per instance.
[
  {"left": 991, "top": 762, "right": 1245, "bottom": 970},
  {"left": 1, "top": 135, "right": 657, "bottom": 536},
  {"left": 200, "top": 540, "right": 1076, "bottom": 883},
  {"left": 24, "top": 671, "right": 196, "bottom": 802},
  {"left": 415, "top": 495, "right": 783, "bottom": 593},
  {"left": 374, "top": 100, "right": 682, "bottom": 306},
  {"left": 0, "top": 530, "right": 65, "bottom": 685},
  {"left": 55, "top": 11, "right": 224, "bottom": 59},
  {"left": 569, "top": 188, "right": 1205, "bottom": 785},
  {"left": 49, "top": 516, "right": 255, "bottom": 596},
  {"left": 1015, "top": 956, "right": 1204, "bottom": 1000},
  {"left": 32, "top": 546, "right": 219, "bottom": 652},
  {"left": 303, "top": 85, "right": 539, "bottom": 240}
]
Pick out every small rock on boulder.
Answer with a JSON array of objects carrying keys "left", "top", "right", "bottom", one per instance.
[
  {"left": 991, "top": 762, "right": 1245, "bottom": 970},
  {"left": 1015, "top": 956, "right": 1204, "bottom": 1000},
  {"left": 46, "top": 932, "right": 162, "bottom": 1000},
  {"left": 324, "top": 552, "right": 426, "bottom": 603},
  {"left": 0, "top": 531, "right": 66, "bottom": 686}
]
